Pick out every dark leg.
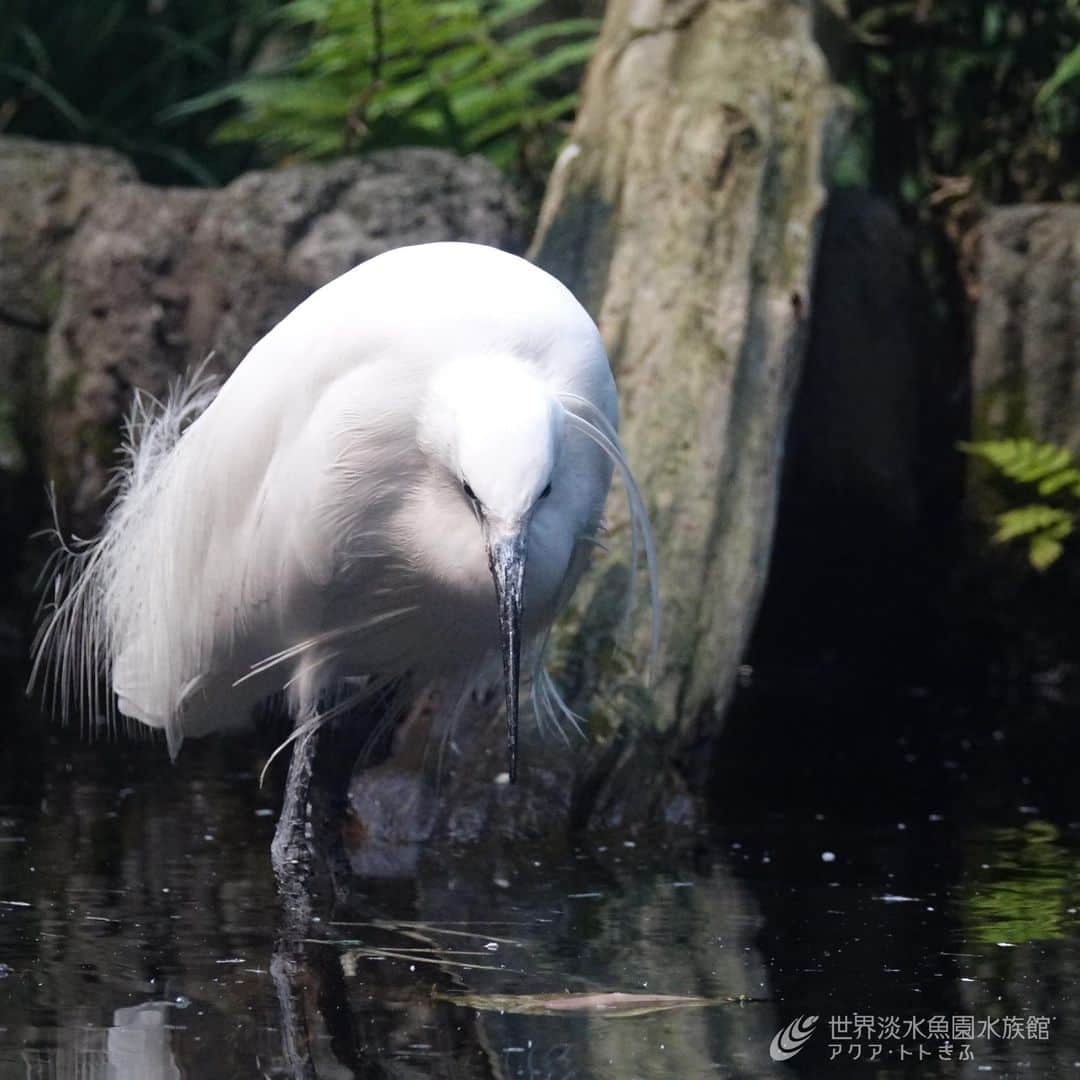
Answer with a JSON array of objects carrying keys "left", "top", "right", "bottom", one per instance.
[
  {"left": 271, "top": 678, "right": 412, "bottom": 909},
  {"left": 272, "top": 725, "right": 319, "bottom": 926},
  {"left": 269, "top": 724, "right": 318, "bottom": 1079},
  {"left": 268, "top": 711, "right": 376, "bottom": 1079},
  {"left": 271, "top": 934, "right": 365, "bottom": 1080},
  {"left": 268, "top": 687, "right": 412, "bottom": 1079},
  {"left": 270, "top": 938, "right": 317, "bottom": 1080}
]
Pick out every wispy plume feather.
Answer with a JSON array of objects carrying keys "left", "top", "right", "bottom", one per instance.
[{"left": 29, "top": 365, "right": 220, "bottom": 748}]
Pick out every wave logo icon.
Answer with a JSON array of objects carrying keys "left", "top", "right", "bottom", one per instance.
[{"left": 769, "top": 1015, "right": 820, "bottom": 1061}]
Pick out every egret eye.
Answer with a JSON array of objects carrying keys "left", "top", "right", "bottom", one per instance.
[
  {"left": 463, "top": 480, "right": 478, "bottom": 502},
  {"left": 539, "top": 482, "right": 552, "bottom": 499}
]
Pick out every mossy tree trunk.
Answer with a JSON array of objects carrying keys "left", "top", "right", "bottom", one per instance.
[{"left": 530, "top": 0, "right": 848, "bottom": 771}]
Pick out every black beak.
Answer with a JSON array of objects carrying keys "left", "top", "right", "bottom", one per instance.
[{"left": 485, "top": 525, "right": 528, "bottom": 783}]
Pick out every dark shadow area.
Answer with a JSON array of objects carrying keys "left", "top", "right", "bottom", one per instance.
[
  {"left": 748, "top": 188, "right": 969, "bottom": 692},
  {"left": 713, "top": 677, "right": 1080, "bottom": 1077},
  {"left": 746, "top": 187, "right": 1080, "bottom": 705}
]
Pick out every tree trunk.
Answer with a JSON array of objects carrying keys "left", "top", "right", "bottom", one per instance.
[{"left": 530, "top": 0, "right": 848, "bottom": 760}]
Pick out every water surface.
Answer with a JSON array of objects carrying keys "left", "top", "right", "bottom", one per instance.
[{"left": 1, "top": 664, "right": 1077, "bottom": 1077}]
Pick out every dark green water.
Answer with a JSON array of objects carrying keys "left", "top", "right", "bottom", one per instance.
[{"left": 0, "top": 661, "right": 1077, "bottom": 1078}]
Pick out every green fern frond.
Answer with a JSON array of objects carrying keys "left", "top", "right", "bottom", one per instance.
[
  {"left": 182, "top": 0, "right": 598, "bottom": 175},
  {"left": 1036, "top": 467, "right": 1080, "bottom": 496},
  {"left": 961, "top": 439, "right": 1080, "bottom": 570},
  {"left": 1030, "top": 533, "right": 1067, "bottom": 571},
  {"left": 960, "top": 438, "right": 1080, "bottom": 494},
  {"left": 992, "top": 505, "right": 1073, "bottom": 544},
  {"left": 992, "top": 505, "right": 1074, "bottom": 572}
]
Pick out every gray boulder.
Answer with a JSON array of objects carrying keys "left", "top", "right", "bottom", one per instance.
[
  {"left": 0, "top": 136, "right": 136, "bottom": 355},
  {"left": 0, "top": 138, "right": 138, "bottom": 649},
  {"left": 0, "top": 137, "right": 137, "bottom": 471},
  {"left": 973, "top": 205, "right": 1080, "bottom": 455},
  {"left": 967, "top": 205, "right": 1080, "bottom": 651}
]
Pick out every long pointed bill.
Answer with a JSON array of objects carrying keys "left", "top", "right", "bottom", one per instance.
[{"left": 485, "top": 524, "right": 528, "bottom": 784}]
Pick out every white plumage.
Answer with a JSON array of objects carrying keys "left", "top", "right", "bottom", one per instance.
[{"left": 34, "top": 242, "right": 657, "bottom": 780}]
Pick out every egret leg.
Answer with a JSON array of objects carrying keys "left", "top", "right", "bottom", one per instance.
[
  {"left": 271, "top": 682, "right": 404, "bottom": 911},
  {"left": 271, "top": 723, "right": 319, "bottom": 918},
  {"left": 271, "top": 934, "right": 363, "bottom": 1079},
  {"left": 270, "top": 940, "right": 316, "bottom": 1080},
  {"left": 270, "top": 717, "right": 331, "bottom": 1079}
]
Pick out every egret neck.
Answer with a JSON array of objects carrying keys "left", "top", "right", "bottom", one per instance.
[{"left": 418, "top": 353, "right": 565, "bottom": 781}]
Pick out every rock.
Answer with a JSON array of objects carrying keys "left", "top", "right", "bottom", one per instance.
[
  {"left": 972, "top": 205, "right": 1080, "bottom": 456},
  {"left": 45, "top": 184, "right": 212, "bottom": 522},
  {"left": 40, "top": 148, "right": 522, "bottom": 526},
  {"left": 183, "top": 152, "right": 523, "bottom": 372},
  {"left": 527, "top": 0, "right": 848, "bottom": 774},
  {"left": 0, "top": 138, "right": 137, "bottom": 646},
  {"left": 342, "top": 769, "right": 437, "bottom": 879},
  {"left": 0, "top": 137, "right": 136, "bottom": 467},
  {"left": 347, "top": 687, "right": 585, "bottom": 858},
  {"left": 0, "top": 136, "right": 136, "bottom": 339},
  {"left": 966, "top": 204, "right": 1080, "bottom": 664}
]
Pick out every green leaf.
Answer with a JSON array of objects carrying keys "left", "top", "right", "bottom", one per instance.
[
  {"left": 485, "top": 0, "right": 550, "bottom": 28},
  {"left": 1037, "top": 467, "right": 1080, "bottom": 497},
  {"left": 504, "top": 18, "right": 601, "bottom": 53},
  {"left": 960, "top": 439, "right": 1078, "bottom": 486},
  {"left": 1037, "top": 43, "right": 1080, "bottom": 107},
  {"left": 503, "top": 39, "right": 596, "bottom": 92},
  {"left": 170, "top": 0, "right": 597, "bottom": 177},
  {"left": 13, "top": 23, "right": 52, "bottom": 75},
  {"left": 157, "top": 84, "right": 243, "bottom": 123},
  {"left": 0, "top": 62, "right": 88, "bottom": 132},
  {"left": 992, "top": 505, "right": 1073, "bottom": 544},
  {"left": 1029, "top": 533, "right": 1065, "bottom": 571}
]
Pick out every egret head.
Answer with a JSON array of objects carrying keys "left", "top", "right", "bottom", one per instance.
[{"left": 420, "top": 354, "right": 565, "bottom": 782}]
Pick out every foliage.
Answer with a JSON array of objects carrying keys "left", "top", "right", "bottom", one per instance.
[
  {"left": 832, "top": 2, "right": 1080, "bottom": 210},
  {"left": 174, "top": 0, "right": 598, "bottom": 179},
  {"left": 961, "top": 439, "right": 1080, "bottom": 571},
  {"left": 0, "top": 0, "right": 278, "bottom": 184},
  {"left": 1038, "top": 36, "right": 1080, "bottom": 106},
  {"left": 963, "top": 821, "right": 1078, "bottom": 944}
]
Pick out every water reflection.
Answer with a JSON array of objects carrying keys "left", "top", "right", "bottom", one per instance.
[
  {"left": 955, "top": 822, "right": 1080, "bottom": 1077},
  {"left": 1, "top": 668, "right": 1078, "bottom": 1077},
  {"left": 107, "top": 1001, "right": 182, "bottom": 1080},
  {"left": 962, "top": 821, "right": 1078, "bottom": 943},
  {"left": 0, "top": 721, "right": 779, "bottom": 1077}
]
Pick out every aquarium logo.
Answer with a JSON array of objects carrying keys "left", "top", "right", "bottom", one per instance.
[{"left": 770, "top": 1015, "right": 820, "bottom": 1061}]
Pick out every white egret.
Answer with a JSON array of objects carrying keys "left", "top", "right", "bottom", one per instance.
[{"left": 33, "top": 242, "right": 658, "bottom": 879}]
